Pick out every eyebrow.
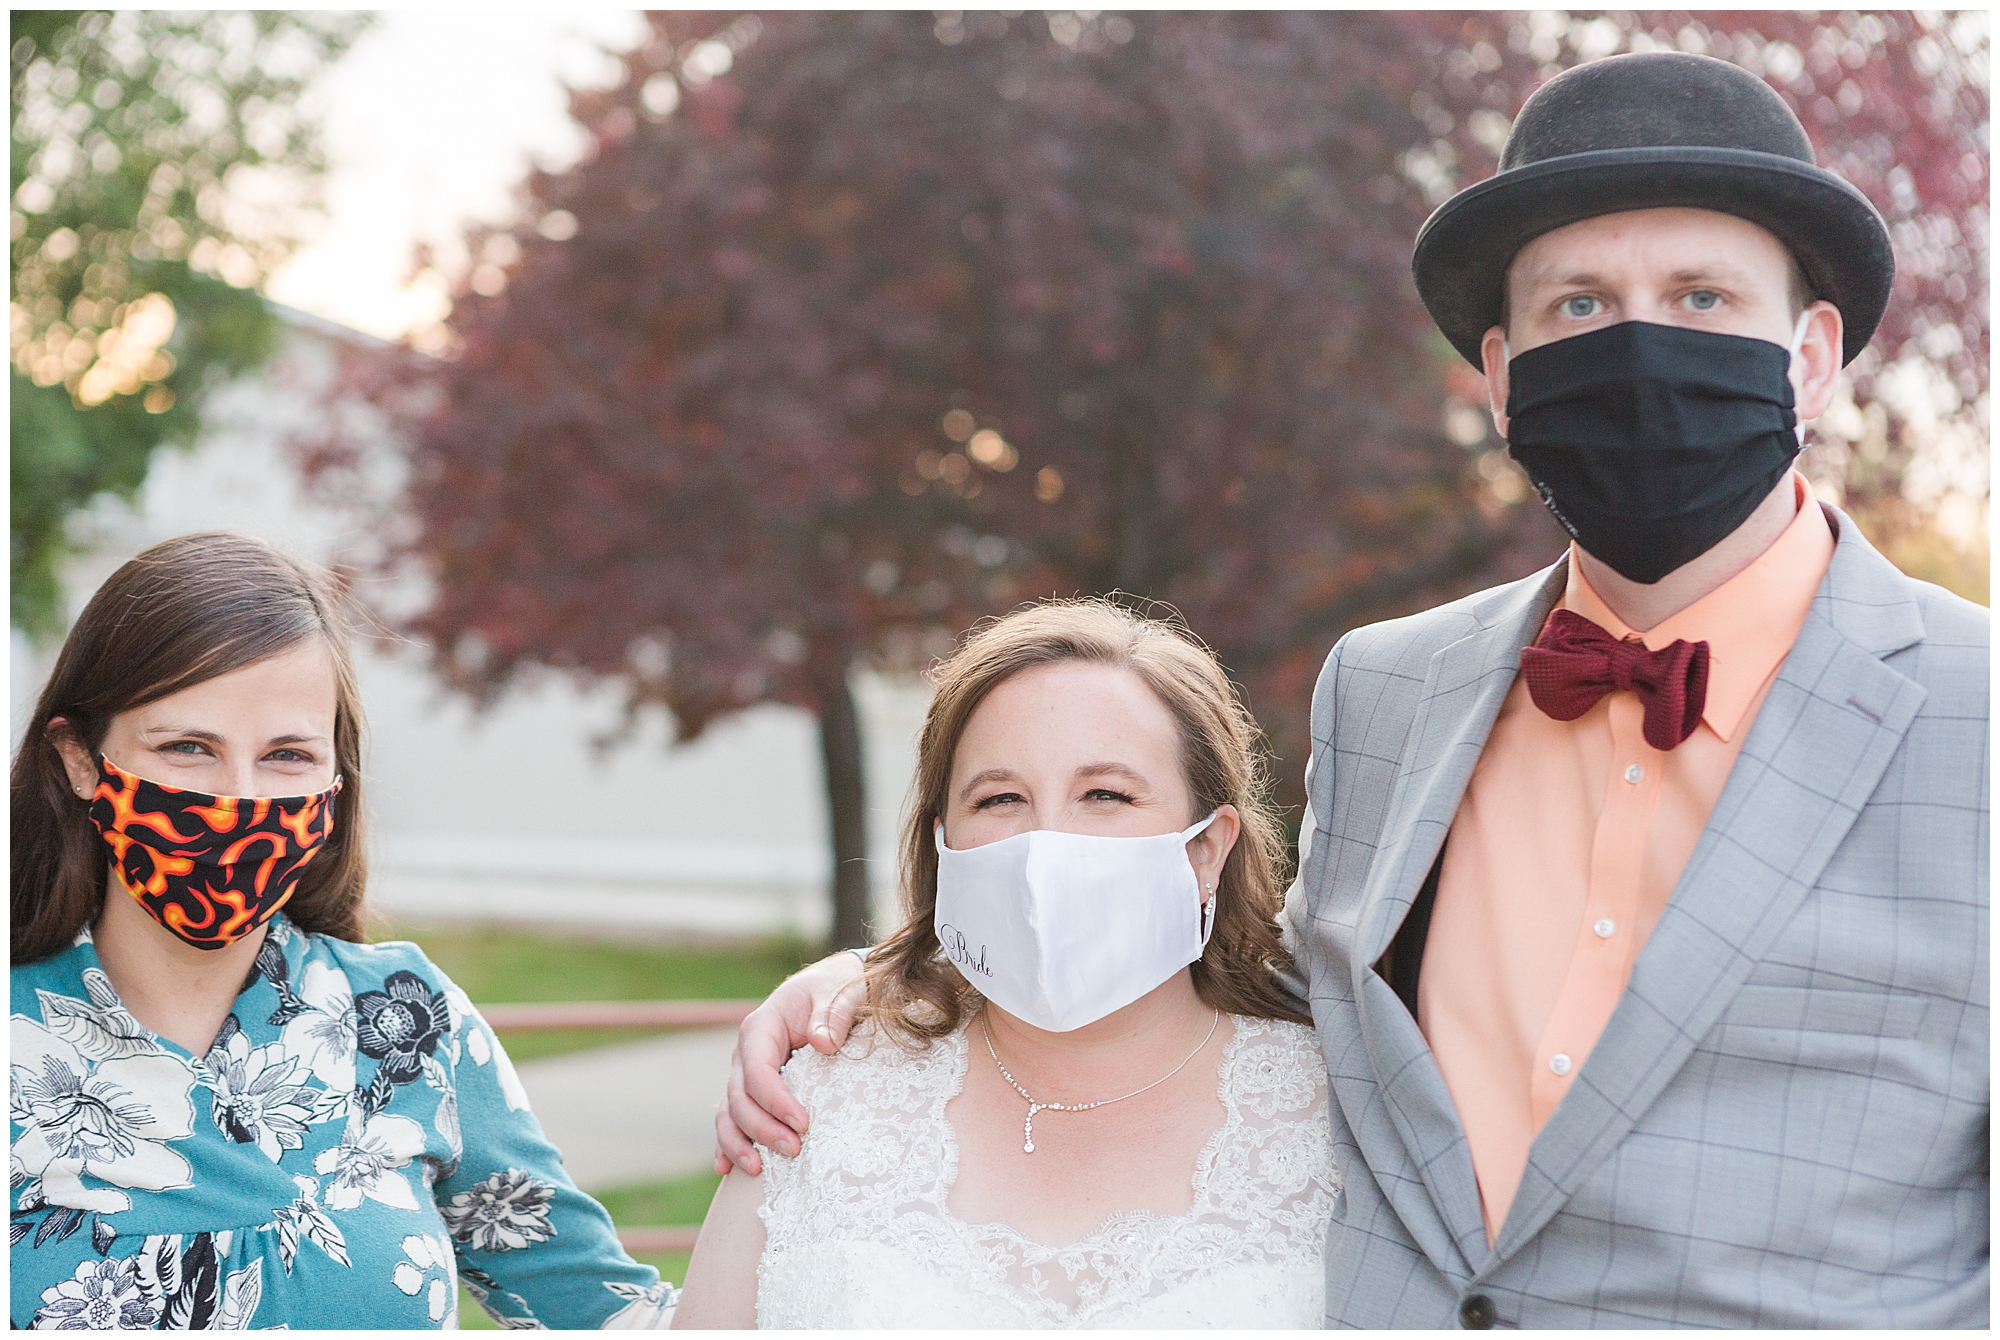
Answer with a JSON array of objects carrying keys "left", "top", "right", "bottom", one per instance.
[
  {"left": 957, "top": 767, "right": 1022, "bottom": 803},
  {"left": 1528, "top": 269, "right": 1608, "bottom": 292},
  {"left": 138, "top": 725, "right": 224, "bottom": 743},
  {"left": 1664, "top": 264, "right": 1750, "bottom": 287},
  {"left": 1525, "top": 263, "right": 1750, "bottom": 295},
  {"left": 1073, "top": 761, "right": 1149, "bottom": 787}
]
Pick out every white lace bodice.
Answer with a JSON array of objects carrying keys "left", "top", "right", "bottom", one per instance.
[{"left": 754, "top": 1014, "right": 1337, "bottom": 1329}]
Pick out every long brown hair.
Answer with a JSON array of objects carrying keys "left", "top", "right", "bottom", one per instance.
[
  {"left": 11, "top": 532, "right": 372, "bottom": 962},
  {"left": 860, "top": 598, "right": 1309, "bottom": 1044}
]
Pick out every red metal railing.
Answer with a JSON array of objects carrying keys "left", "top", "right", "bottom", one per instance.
[{"left": 617, "top": 1225, "right": 702, "bottom": 1253}]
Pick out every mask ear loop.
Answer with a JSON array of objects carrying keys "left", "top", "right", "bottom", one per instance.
[
  {"left": 1787, "top": 308, "right": 1813, "bottom": 359},
  {"left": 1787, "top": 308, "right": 1814, "bottom": 445},
  {"left": 1184, "top": 810, "right": 1221, "bottom": 947}
]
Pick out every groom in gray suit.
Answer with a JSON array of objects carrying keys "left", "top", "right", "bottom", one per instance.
[
  {"left": 716, "top": 51, "right": 1987, "bottom": 1328},
  {"left": 1301, "top": 52, "right": 1987, "bottom": 1327}
]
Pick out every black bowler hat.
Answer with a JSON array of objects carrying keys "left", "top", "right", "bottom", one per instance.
[{"left": 1411, "top": 51, "right": 1894, "bottom": 368}]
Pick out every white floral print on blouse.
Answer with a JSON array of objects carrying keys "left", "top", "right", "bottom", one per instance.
[{"left": 10, "top": 915, "right": 676, "bottom": 1329}]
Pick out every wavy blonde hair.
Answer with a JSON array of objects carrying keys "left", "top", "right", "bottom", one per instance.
[{"left": 858, "top": 598, "right": 1308, "bottom": 1045}]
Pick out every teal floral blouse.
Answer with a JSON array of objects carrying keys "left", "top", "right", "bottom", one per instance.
[{"left": 9, "top": 915, "right": 676, "bottom": 1329}]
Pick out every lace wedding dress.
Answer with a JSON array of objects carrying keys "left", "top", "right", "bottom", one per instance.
[{"left": 754, "top": 1014, "right": 1338, "bottom": 1328}]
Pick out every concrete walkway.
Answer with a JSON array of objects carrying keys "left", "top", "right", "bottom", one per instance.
[{"left": 514, "top": 1027, "right": 737, "bottom": 1192}]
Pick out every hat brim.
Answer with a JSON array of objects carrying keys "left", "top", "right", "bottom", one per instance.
[{"left": 1411, "top": 146, "right": 1894, "bottom": 368}]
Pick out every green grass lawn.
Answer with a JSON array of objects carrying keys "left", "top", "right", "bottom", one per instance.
[
  {"left": 594, "top": 1170, "right": 723, "bottom": 1226},
  {"left": 457, "top": 1171, "right": 721, "bottom": 1328},
  {"left": 383, "top": 922, "right": 810, "bottom": 1060}
]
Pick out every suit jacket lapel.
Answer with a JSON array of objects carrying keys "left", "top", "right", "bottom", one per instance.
[
  {"left": 1355, "top": 560, "right": 1568, "bottom": 962},
  {"left": 1492, "top": 509, "right": 1930, "bottom": 1261},
  {"left": 1350, "top": 559, "right": 1566, "bottom": 1268}
]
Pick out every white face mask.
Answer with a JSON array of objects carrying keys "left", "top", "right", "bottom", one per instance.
[{"left": 932, "top": 812, "right": 1219, "bottom": 1033}]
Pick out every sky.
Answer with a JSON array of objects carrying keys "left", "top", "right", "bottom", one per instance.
[{"left": 263, "top": 9, "right": 649, "bottom": 341}]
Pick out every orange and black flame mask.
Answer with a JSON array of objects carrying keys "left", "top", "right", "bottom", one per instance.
[{"left": 85, "top": 754, "right": 342, "bottom": 951}]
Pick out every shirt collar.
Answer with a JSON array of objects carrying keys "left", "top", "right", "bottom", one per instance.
[{"left": 1563, "top": 471, "right": 1836, "bottom": 743}]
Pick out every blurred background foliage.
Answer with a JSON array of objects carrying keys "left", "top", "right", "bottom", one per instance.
[
  {"left": 9, "top": 10, "right": 370, "bottom": 634},
  {"left": 310, "top": 11, "right": 1548, "bottom": 947},
  {"left": 305, "top": 10, "right": 1987, "bottom": 948}
]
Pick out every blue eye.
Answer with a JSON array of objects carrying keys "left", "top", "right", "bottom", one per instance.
[
  {"left": 1685, "top": 290, "right": 1721, "bottom": 311},
  {"left": 1560, "top": 295, "right": 1600, "bottom": 319}
]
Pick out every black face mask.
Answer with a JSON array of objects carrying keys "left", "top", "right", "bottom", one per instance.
[{"left": 1505, "top": 320, "right": 1803, "bottom": 585}]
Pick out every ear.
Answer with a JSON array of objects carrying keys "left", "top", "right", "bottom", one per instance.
[
  {"left": 1185, "top": 804, "right": 1241, "bottom": 907},
  {"left": 1790, "top": 300, "right": 1844, "bottom": 422},
  {"left": 1480, "top": 325, "right": 1511, "bottom": 440},
  {"left": 46, "top": 718, "right": 98, "bottom": 800}
]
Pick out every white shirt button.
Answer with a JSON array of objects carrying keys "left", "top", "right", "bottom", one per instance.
[
  {"left": 1594, "top": 918, "right": 1617, "bottom": 939},
  {"left": 1549, "top": 1053, "right": 1572, "bottom": 1076},
  {"left": 1624, "top": 763, "right": 1645, "bottom": 784}
]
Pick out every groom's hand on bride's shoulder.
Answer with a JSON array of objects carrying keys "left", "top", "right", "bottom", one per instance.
[{"left": 713, "top": 951, "right": 868, "bottom": 1175}]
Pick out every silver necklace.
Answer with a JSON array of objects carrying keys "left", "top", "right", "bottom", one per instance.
[{"left": 980, "top": 1009, "right": 1222, "bottom": 1154}]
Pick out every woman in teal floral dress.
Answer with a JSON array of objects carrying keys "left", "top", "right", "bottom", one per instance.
[{"left": 10, "top": 533, "right": 676, "bottom": 1329}]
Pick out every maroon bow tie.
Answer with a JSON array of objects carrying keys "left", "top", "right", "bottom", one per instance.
[{"left": 1520, "top": 608, "right": 1711, "bottom": 750}]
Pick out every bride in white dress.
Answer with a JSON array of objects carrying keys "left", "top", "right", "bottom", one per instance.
[{"left": 673, "top": 601, "right": 1337, "bottom": 1329}]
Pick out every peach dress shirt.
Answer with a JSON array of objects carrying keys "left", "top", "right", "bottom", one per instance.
[{"left": 1418, "top": 471, "right": 1836, "bottom": 1241}]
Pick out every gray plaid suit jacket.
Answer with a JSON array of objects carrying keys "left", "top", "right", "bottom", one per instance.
[{"left": 1296, "top": 504, "right": 1989, "bottom": 1327}]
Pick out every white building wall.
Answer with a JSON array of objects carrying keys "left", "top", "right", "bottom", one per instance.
[{"left": 11, "top": 310, "right": 931, "bottom": 940}]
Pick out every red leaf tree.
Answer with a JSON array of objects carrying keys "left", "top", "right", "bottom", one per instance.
[
  {"left": 311, "top": 12, "right": 1547, "bottom": 948},
  {"left": 830, "top": 12, "right": 1561, "bottom": 784}
]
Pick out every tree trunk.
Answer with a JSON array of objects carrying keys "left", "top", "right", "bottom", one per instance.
[
  {"left": 1111, "top": 437, "right": 1155, "bottom": 595},
  {"left": 816, "top": 659, "right": 872, "bottom": 952}
]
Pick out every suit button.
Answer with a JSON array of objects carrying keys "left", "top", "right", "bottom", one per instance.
[{"left": 1460, "top": 1294, "right": 1495, "bottom": 1329}]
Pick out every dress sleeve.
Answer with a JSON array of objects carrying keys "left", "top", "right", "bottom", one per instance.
[{"left": 428, "top": 979, "right": 678, "bottom": 1329}]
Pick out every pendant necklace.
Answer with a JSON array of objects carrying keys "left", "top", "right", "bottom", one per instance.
[{"left": 980, "top": 1008, "right": 1222, "bottom": 1154}]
